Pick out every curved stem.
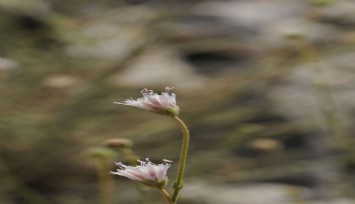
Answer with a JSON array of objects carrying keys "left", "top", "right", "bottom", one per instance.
[
  {"left": 171, "top": 116, "right": 190, "bottom": 203},
  {"left": 158, "top": 188, "right": 174, "bottom": 204}
]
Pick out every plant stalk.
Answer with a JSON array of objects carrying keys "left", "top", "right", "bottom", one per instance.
[
  {"left": 158, "top": 188, "right": 174, "bottom": 204},
  {"left": 171, "top": 116, "right": 190, "bottom": 203}
]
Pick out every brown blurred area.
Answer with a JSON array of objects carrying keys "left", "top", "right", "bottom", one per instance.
[{"left": 1, "top": 0, "right": 355, "bottom": 203}]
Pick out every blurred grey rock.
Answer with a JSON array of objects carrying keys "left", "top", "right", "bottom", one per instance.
[
  {"left": 268, "top": 52, "right": 355, "bottom": 128},
  {"left": 316, "top": 0, "right": 355, "bottom": 26},
  {"left": 260, "top": 18, "right": 339, "bottom": 48},
  {"left": 192, "top": 0, "right": 343, "bottom": 50},
  {"left": 183, "top": 181, "right": 354, "bottom": 204},
  {"left": 196, "top": 0, "right": 306, "bottom": 29},
  {"left": 111, "top": 47, "right": 208, "bottom": 89},
  {"left": 0, "top": 57, "right": 18, "bottom": 70},
  {"left": 64, "top": 7, "right": 155, "bottom": 60},
  {"left": 0, "top": 0, "right": 50, "bottom": 15},
  {"left": 64, "top": 22, "right": 146, "bottom": 60},
  {"left": 182, "top": 181, "right": 299, "bottom": 204}
]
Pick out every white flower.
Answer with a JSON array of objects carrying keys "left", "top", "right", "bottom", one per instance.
[
  {"left": 114, "top": 87, "right": 179, "bottom": 116},
  {"left": 111, "top": 158, "right": 172, "bottom": 188}
]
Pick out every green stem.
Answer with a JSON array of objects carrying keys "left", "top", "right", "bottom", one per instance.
[
  {"left": 171, "top": 116, "right": 190, "bottom": 203},
  {"left": 96, "top": 160, "right": 115, "bottom": 204},
  {"left": 158, "top": 188, "right": 174, "bottom": 204},
  {"left": 121, "top": 147, "right": 139, "bottom": 164}
]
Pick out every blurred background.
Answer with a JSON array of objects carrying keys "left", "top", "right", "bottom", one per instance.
[{"left": 1, "top": 0, "right": 355, "bottom": 203}]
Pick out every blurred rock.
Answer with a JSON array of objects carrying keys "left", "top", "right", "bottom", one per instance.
[
  {"left": 194, "top": 0, "right": 307, "bottom": 49},
  {"left": 110, "top": 47, "right": 208, "bottom": 89},
  {"left": 268, "top": 51, "right": 355, "bottom": 128},
  {"left": 316, "top": 0, "right": 355, "bottom": 26},
  {"left": 260, "top": 18, "right": 339, "bottom": 47},
  {"left": 183, "top": 181, "right": 299, "bottom": 204},
  {"left": 0, "top": 0, "right": 50, "bottom": 15},
  {"left": 183, "top": 181, "right": 354, "bottom": 204},
  {"left": 64, "top": 7, "right": 155, "bottom": 60},
  {"left": 196, "top": 0, "right": 306, "bottom": 29},
  {"left": 0, "top": 57, "right": 18, "bottom": 70},
  {"left": 64, "top": 23, "right": 146, "bottom": 60}
]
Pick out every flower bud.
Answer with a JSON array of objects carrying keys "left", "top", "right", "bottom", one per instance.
[{"left": 104, "top": 138, "right": 133, "bottom": 148}]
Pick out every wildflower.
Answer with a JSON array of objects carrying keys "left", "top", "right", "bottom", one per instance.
[
  {"left": 111, "top": 158, "right": 172, "bottom": 188},
  {"left": 114, "top": 87, "right": 179, "bottom": 116}
]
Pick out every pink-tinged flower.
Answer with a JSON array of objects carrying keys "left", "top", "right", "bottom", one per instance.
[
  {"left": 111, "top": 158, "right": 172, "bottom": 188},
  {"left": 114, "top": 87, "right": 179, "bottom": 116}
]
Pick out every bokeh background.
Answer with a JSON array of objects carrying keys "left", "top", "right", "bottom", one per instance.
[{"left": 1, "top": 0, "right": 355, "bottom": 203}]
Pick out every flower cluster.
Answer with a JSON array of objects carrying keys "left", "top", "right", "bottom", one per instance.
[
  {"left": 114, "top": 87, "right": 179, "bottom": 116},
  {"left": 112, "top": 87, "right": 189, "bottom": 204},
  {"left": 111, "top": 158, "right": 171, "bottom": 188}
]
